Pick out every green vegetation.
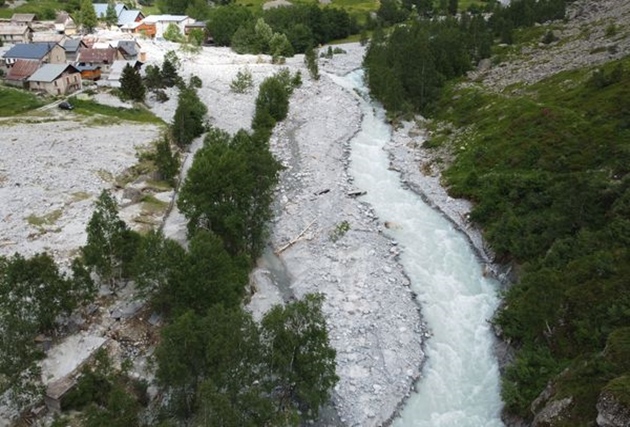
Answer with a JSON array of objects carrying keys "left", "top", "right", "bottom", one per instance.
[
  {"left": 67, "top": 97, "right": 164, "bottom": 124},
  {"left": 329, "top": 220, "right": 350, "bottom": 242},
  {"left": 230, "top": 67, "right": 254, "bottom": 93},
  {"left": 119, "top": 65, "right": 146, "bottom": 102},
  {"left": 0, "top": 87, "right": 44, "bottom": 117},
  {"left": 363, "top": 0, "right": 630, "bottom": 423},
  {"left": 26, "top": 209, "right": 63, "bottom": 228},
  {"left": 0, "top": 0, "right": 69, "bottom": 19},
  {"left": 431, "top": 56, "right": 630, "bottom": 423}
]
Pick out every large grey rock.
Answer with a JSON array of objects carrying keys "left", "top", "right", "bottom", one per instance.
[
  {"left": 532, "top": 397, "right": 573, "bottom": 427},
  {"left": 597, "top": 390, "right": 630, "bottom": 427}
]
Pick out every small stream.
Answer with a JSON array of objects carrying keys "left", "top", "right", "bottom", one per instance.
[{"left": 330, "top": 70, "right": 505, "bottom": 427}]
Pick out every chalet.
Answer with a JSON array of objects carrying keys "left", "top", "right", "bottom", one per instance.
[
  {"left": 62, "top": 38, "right": 88, "bottom": 62},
  {"left": 27, "top": 63, "right": 82, "bottom": 96},
  {"left": 76, "top": 47, "right": 123, "bottom": 74},
  {"left": 141, "top": 15, "right": 195, "bottom": 39},
  {"left": 0, "top": 23, "right": 33, "bottom": 44},
  {"left": 10, "top": 13, "right": 37, "bottom": 27},
  {"left": 2, "top": 42, "right": 65, "bottom": 72},
  {"left": 4, "top": 59, "right": 39, "bottom": 88},
  {"left": 105, "top": 59, "right": 143, "bottom": 87},
  {"left": 124, "top": 21, "right": 156, "bottom": 38},
  {"left": 55, "top": 12, "right": 77, "bottom": 35}
]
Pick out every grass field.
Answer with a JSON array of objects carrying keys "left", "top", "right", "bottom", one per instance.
[
  {"left": 0, "top": 86, "right": 45, "bottom": 116},
  {"left": 67, "top": 96, "right": 165, "bottom": 125}
]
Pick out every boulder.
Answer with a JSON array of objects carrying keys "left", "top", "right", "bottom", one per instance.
[{"left": 597, "top": 390, "right": 630, "bottom": 427}]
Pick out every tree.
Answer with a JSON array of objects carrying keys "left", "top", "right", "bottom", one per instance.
[
  {"left": 119, "top": 64, "right": 146, "bottom": 102},
  {"left": 304, "top": 46, "right": 319, "bottom": 80},
  {"left": 261, "top": 293, "right": 339, "bottom": 419},
  {"left": 79, "top": 0, "right": 98, "bottom": 33},
  {"left": 171, "top": 87, "right": 207, "bottom": 147},
  {"left": 448, "top": 0, "right": 458, "bottom": 15},
  {"left": 82, "top": 190, "right": 138, "bottom": 290},
  {"left": 164, "top": 22, "right": 184, "bottom": 42},
  {"left": 206, "top": 5, "right": 253, "bottom": 47},
  {"left": 143, "top": 64, "right": 164, "bottom": 91},
  {"left": 104, "top": 0, "right": 118, "bottom": 27},
  {"left": 154, "top": 134, "right": 180, "bottom": 184},
  {"left": 161, "top": 50, "right": 182, "bottom": 88},
  {"left": 178, "top": 128, "right": 281, "bottom": 258},
  {"left": 230, "top": 67, "right": 254, "bottom": 94}
]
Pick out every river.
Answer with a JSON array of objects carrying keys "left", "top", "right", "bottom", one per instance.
[{"left": 330, "top": 69, "right": 505, "bottom": 427}]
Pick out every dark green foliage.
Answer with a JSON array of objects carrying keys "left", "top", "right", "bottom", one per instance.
[
  {"left": 178, "top": 128, "right": 281, "bottom": 259},
  {"left": 64, "top": 350, "right": 145, "bottom": 427},
  {"left": 377, "top": 0, "right": 408, "bottom": 26},
  {"left": 428, "top": 56, "right": 630, "bottom": 421},
  {"left": 252, "top": 69, "right": 300, "bottom": 140},
  {"left": 304, "top": 46, "right": 319, "bottom": 80},
  {"left": 104, "top": 0, "right": 118, "bottom": 27},
  {"left": 155, "top": 295, "right": 338, "bottom": 424},
  {"left": 119, "top": 64, "right": 146, "bottom": 102},
  {"left": 230, "top": 67, "right": 254, "bottom": 93},
  {"left": 154, "top": 135, "right": 180, "bottom": 184},
  {"left": 143, "top": 64, "right": 164, "bottom": 91},
  {"left": 161, "top": 51, "right": 182, "bottom": 88},
  {"left": 79, "top": 0, "right": 98, "bottom": 33},
  {"left": 364, "top": 17, "right": 479, "bottom": 114},
  {"left": 0, "top": 253, "right": 96, "bottom": 405},
  {"left": 207, "top": 5, "right": 253, "bottom": 47},
  {"left": 171, "top": 86, "right": 207, "bottom": 148},
  {"left": 261, "top": 293, "right": 339, "bottom": 417},
  {"left": 82, "top": 190, "right": 140, "bottom": 289}
]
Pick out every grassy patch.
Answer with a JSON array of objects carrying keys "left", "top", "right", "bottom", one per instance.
[
  {"left": 0, "top": 87, "right": 45, "bottom": 117},
  {"left": 604, "top": 376, "right": 630, "bottom": 406},
  {"left": 0, "top": 0, "right": 67, "bottom": 19},
  {"left": 67, "top": 97, "right": 165, "bottom": 125},
  {"left": 70, "top": 191, "right": 92, "bottom": 202},
  {"left": 26, "top": 209, "right": 63, "bottom": 228}
]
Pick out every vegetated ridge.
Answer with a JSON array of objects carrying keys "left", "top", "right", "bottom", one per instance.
[{"left": 364, "top": 0, "right": 630, "bottom": 425}]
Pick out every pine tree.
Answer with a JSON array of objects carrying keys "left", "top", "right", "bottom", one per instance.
[
  {"left": 155, "top": 135, "right": 179, "bottom": 184},
  {"left": 79, "top": 0, "right": 98, "bottom": 33},
  {"left": 119, "top": 64, "right": 146, "bottom": 102},
  {"left": 105, "top": 0, "right": 118, "bottom": 27}
]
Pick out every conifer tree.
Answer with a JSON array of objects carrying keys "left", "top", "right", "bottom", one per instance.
[
  {"left": 119, "top": 64, "right": 146, "bottom": 102},
  {"left": 79, "top": 0, "right": 98, "bottom": 33},
  {"left": 105, "top": 0, "right": 118, "bottom": 27}
]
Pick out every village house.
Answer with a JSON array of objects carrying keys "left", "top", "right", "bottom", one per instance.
[
  {"left": 0, "top": 23, "right": 33, "bottom": 44},
  {"left": 75, "top": 46, "right": 123, "bottom": 75},
  {"left": 31, "top": 31, "right": 67, "bottom": 44},
  {"left": 4, "top": 59, "right": 40, "bottom": 89},
  {"left": 10, "top": 13, "right": 37, "bottom": 27},
  {"left": 27, "top": 63, "right": 82, "bottom": 96},
  {"left": 62, "top": 38, "right": 88, "bottom": 62},
  {"left": 2, "top": 42, "right": 65, "bottom": 73},
  {"left": 117, "top": 9, "right": 144, "bottom": 27},
  {"left": 111, "top": 39, "right": 141, "bottom": 60},
  {"left": 55, "top": 12, "right": 77, "bottom": 36},
  {"left": 123, "top": 21, "right": 156, "bottom": 38},
  {"left": 141, "top": 15, "right": 195, "bottom": 39}
]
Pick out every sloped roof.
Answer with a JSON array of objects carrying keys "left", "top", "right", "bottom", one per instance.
[
  {"left": 77, "top": 47, "right": 117, "bottom": 64},
  {"left": 93, "top": 3, "right": 127, "bottom": 18},
  {"left": 0, "top": 24, "right": 31, "bottom": 35},
  {"left": 143, "top": 14, "right": 190, "bottom": 23},
  {"left": 55, "top": 11, "right": 71, "bottom": 24},
  {"left": 5, "top": 59, "right": 40, "bottom": 82},
  {"left": 11, "top": 13, "right": 36, "bottom": 23},
  {"left": 28, "top": 64, "right": 79, "bottom": 82},
  {"left": 3, "top": 42, "right": 57, "bottom": 60},
  {"left": 31, "top": 32, "right": 66, "bottom": 43},
  {"left": 117, "top": 10, "right": 144, "bottom": 26},
  {"left": 62, "top": 38, "right": 86, "bottom": 53},
  {"left": 115, "top": 40, "right": 138, "bottom": 56}
]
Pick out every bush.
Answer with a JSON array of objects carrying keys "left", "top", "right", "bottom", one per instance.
[{"left": 230, "top": 67, "right": 254, "bottom": 94}]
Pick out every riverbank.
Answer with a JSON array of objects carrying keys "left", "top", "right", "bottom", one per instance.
[{"left": 251, "top": 44, "right": 427, "bottom": 426}]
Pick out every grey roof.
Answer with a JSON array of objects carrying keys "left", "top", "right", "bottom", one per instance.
[
  {"left": 93, "top": 3, "right": 127, "bottom": 18},
  {"left": 11, "top": 13, "right": 36, "bottom": 23},
  {"left": 117, "top": 9, "right": 143, "bottom": 26},
  {"left": 116, "top": 40, "right": 138, "bottom": 56},
  {"left": 3, "top": 42, "right": 56, "bottom": 60},
  {"left": 63, "top": 38, "right": 84, "bottom": 53},
  {"left": 28, "top": 64, "right": 79, "bottom": 82}
]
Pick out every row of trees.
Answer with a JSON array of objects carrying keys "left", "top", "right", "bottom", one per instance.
[{"left": 206, "top": 3, "right": 357, "bottom": 56}]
